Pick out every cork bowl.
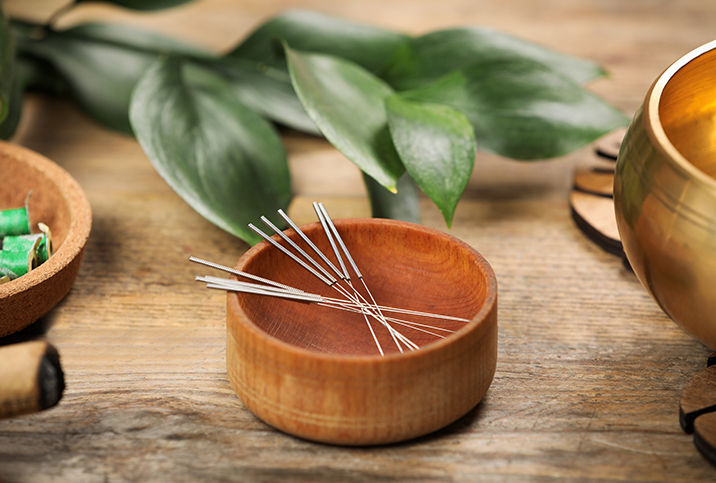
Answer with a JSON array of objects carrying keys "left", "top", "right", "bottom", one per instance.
[
  {"left": 226, "top": 218, "right": 498, "bottom": 446},
  {"left": 0, "top": 141, "right": 92, "bottom": 338}
]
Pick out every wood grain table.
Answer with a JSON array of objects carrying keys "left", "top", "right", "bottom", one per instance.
[{"left": 1, "top": 0, "right": 716, "bottom": 481}]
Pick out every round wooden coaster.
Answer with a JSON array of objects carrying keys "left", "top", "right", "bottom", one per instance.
[
  {"left": 570, "top": 190, "right": 622, "bottom": 256},
  {"left": 680, "top": 357, "right": 716, "bottom": 466},
  {"left": 569, "top": 129, "right": 625, "bottom": 258},
  {"left": 595, "top": 127, "right": 627, "bottom": 160},
  {"left": 573, "top": 169, "right": 614, "bottom": 197},
  {"left": 694, "top": 412, "right": 716, "bottom": 465}
]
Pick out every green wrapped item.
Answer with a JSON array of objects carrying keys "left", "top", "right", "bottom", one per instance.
[
  {"left": 0, "top": 192, "right": 52, "bottom": 282},
  {"left": 2, "top": 223, "right": 53, "bottom": 264},
  {"left": 0, "top": 244, "right": 38, "bottom": 280},
  {"left": 0, "top": 206, "right": 31, "bottom": 237}
]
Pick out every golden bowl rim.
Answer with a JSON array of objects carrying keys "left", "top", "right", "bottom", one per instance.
[
  {"left": 227, "top": 217, "right": 498, "bottom": 364},
  {"left": 644, "top": 38, "right": 716, "bottom": 191}
]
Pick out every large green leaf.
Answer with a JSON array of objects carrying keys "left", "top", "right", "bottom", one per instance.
[
  {"left": 383, "top": 27, "right": 607, "bottom": 91},
  {"left": 285, "top": 46, "right": 403, "bottom": 192},
  {"left": 400, "top": 59, "right": 629, "bottom": 160},
  {"left": 210, "top": 58, "right": 318, "bottom": 134},
  {"left": 0, "top": 52, "right": 71, "bottom": 140},
  {"left": 129, "top": 57, "right": 291, "bottom": 245},
  {"left": 363, "top": 172, "right": 420, "bottom": 223},
  {"left": 15, "top": 23, "right": 212, "bottom": 133},
  {"left": 386, "top": 95, "right": 474, "bottom": 227},
  {"left": 228, "top": 9, "right": 409, "bottom": 74},
  {"left": 221, "top": 10, "right": 408, "bottom": 135},
  {"left": 75, "top": 0, "right": 194, "bottom": 10},
  {"left": 0, "top": 56, "right": 34, "bottom": 140}
]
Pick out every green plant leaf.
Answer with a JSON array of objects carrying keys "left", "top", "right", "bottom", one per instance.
[
  {"left": 75, "top": 0, "right": 194, "bottom": 10},
  {"left": 363, "top": 172, "right": 420, "bottom": 223},
  {"left": 0, "top": 56, "right": 36, "bottom": 140},
  {"left": 210, "top": 58, "right": 318, "bottom": 134},
  {"left": 383, "top": 27, "right": 607, "bottom": 91},
  {"left": 15, "top": 23, "right": 212, "bottom": 133},
  {"left": 222, "top": 10, "right": 408, "bottom": 135},
  {"left": 386, "top": 95, "right": 474, "bottom": 227},
  {"left": 228, "top": 9, "right": 410, "bottom": 74},
  {"left": 401, "top": 59, "right": 629, "bottom": 160},
  {"left": 285, "top": 46, "right": 403, "bottom": 192},
  {"left": 129, "top": 56, "right": 291, "bottom": 245}
]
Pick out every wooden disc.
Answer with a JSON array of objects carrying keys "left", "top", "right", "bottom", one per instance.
[
  {"left": 569, "top": 190, "right": 622, "bottom": 256},
  {"left": 680, "top": 360, "right": 716, "bottom": 465},
  {"left": 595, "top": 127, "right": 627, "bottom": 160},
  {"left": 681, "top": 364, "right": 716, "bottom": 432},
  {"left": 574, "top": 169, "right": 615, "bottom": 197},
  {"left": 694, "top": 412, "right": 716, "bottom": 465},
  {"left": 569, "top": 128, "right": 625, "bottom": 257}
]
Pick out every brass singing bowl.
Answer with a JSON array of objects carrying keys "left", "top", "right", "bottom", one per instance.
[{"left": 614, "top": 40, "right": 716, "bottom": 349}]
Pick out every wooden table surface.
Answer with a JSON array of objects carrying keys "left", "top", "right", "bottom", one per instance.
[{"left": 1, "top": 0, "right": 716, "bottom": 481}]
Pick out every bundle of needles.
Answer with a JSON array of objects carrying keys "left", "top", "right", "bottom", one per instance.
[{"left": 192, "top": 202, "right": 470, "bottom": 356}]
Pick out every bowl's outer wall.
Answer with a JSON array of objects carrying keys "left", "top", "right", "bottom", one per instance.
[
  {"left": 615, "top": 86, "right": 716, "bottom": 350},
  {"left": 227, "top": 301, "right": 497, "bottom": 446}
]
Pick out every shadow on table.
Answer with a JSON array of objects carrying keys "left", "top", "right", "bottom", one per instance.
[{"left": 0, "top": 313, "right": 56, "bottom": 347}]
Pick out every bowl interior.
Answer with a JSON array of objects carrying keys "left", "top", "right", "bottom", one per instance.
[
  {"left": 659, "top": 46, "right": 716, "bottom": 180},
  {"left": 235, "top": 220, "right": 494, "bottom": 357}
]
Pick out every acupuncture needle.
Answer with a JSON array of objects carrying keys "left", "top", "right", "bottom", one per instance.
[
  {"left": 192, "top": 260, "right": 470, "bottom": 324},
  {"left": 316, "top": 204, "right": 429, "bottom": 330},
  {"left": 197, "top": 277, "right": 322, "bottom": 302},
  {"left": 260, "top": 216, "right": 338, "bottom": 285},
  {"left": 196, "top": 262, "right": 467, "bottom": 352},
  {"left": 315, "top": 202, "right": 414, "bottom": 347},
  {"left": 192, "top": 244, "right": 471, "bottom": 325},
  {"left": 275, "top": 206, "right": 391, "bottom": 350},
  {"left": 259, "top": 215, "right": 371, "bottom": 306},
  {"left": 275, "top": 210, "right": 390, "bottom": 344},
  {"left": 312, "top": 202, "right": 414, "bottom": 352},
  {"left": 248, "top": 223, "right": 334, "bottom": 287},
  {"left": 189, "top": 256, "right": 303, "bottom": 293},
  {"left": 258, "top": 216, "right": 386, "bottom": 354},
  {"left": 200, "top": 275, "right": 459, "bottom": 334},
  {"left": 247, "top": 220, "right": 391, "bottom": 355},
  {"left": 192, "top": 204, "right": 472, "bottom": 354},
  {"left": 312, "top": 202, "right": 350, "bottom": 280},
  {"left": 287, "top": 204, "right": 388, "bottom": 354},
  {"left": 199, "top": 277, "right": 455, "bottom": 337},
  {"left": 277, "top": 209, "right": 344, "bottom": 280}
]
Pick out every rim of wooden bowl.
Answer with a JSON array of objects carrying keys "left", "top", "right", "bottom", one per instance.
[
  {"left": 228, "top": 218, "right": 497, "bottom": 362},
  {"left": 644, "top": 39, "right": 716, "bottom": 193},
  {"left": 0, "top": 141, "right": 92, "bottom": 331}
]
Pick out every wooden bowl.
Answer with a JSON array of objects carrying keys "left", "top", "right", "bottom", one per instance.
[
  {"left": 0, "top": 141, "right": 92, "bottom": 337},
  {"left": 615, "top": 40, "right": 716, "bottom": 349},
  {"left": 226, "top": 218, "right": 497, "bottom": 445}
]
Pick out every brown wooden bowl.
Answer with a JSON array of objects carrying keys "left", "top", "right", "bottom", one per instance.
[
  {"left": 0, "top": 141, "right": 92, "bottom": 337},
  {"left": 226, "top": 218, "right": 497, "bottom": 445}
]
